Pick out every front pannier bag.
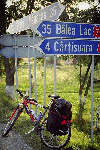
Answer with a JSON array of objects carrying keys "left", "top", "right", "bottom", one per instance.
[{"left": 46, "top": 98, "right": 72, "bottom": 135}]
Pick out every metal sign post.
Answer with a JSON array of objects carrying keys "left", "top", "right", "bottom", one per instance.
[
  {"left": 44, "top": 56, "right": 46, "bottom": 107},
  {"left": 33, "top": 31, "right": 37, "bottom": 115},
  {"left": 54, "top": 55, "right": 57, "bottom": 95},
  {"left": 14, "top": 34, "right": 18, "bottom": 105},
  {"left": 91, "top": 55, "right": 94, "bottom": 143},
  {"left": 27, "top": 29, "right": 32, "bottom": 110}
]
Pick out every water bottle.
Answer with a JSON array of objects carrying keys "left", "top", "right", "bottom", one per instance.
[
  {"left": 36, "top": 112, "right": 42, "bottom": 122},
  {"left": 31, "top": 109, "right": 37, "bottom": 119}
]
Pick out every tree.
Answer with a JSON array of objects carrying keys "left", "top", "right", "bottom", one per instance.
[
  {"left": 0, "top": 0, "right": 35, "bottom": 99},
  {"left": 0, "top": 0, "right": 66, "bottom": 99},
  {"left": 59, "top": 1, "right": 100, "bottom": 123},
  {"left": 0, "top": 0, "right": 6, "bottom": 77}
]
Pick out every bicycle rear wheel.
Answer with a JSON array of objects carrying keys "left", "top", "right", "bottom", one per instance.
[
  {"left": 40, "top": 118, "right": 71, "bottom": 149},
  {"left": 2, "top": 106, "right": 22, "bottom": 137}
]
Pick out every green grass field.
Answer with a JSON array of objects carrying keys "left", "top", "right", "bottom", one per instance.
[{"left": 0, "top": 58, "right": 100, "bottom": 149}]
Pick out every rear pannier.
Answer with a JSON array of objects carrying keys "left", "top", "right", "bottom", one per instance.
[{"left": 46, "top": 98, "right": 72, "bottom": 135}]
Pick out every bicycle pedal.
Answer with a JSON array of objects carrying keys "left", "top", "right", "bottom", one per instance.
[{"left": 25, "top": 128, "right": 35, "bottom": 135}]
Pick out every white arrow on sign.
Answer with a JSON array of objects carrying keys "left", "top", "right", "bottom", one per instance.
[
  {"left": 7, "top": 2, "right": 65, "bottom": 34},
  {"left": 0, "top": 34, "right": 43, "bottom": 46}
]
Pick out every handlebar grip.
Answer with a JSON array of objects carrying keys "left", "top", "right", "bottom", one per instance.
[{"left": 16, "top": 89, "right": 23, "bottom": 97}]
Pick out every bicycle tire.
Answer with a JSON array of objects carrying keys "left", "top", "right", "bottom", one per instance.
[
  {"left": 2, "top": 107, "right": 21, "bottom": 137},
  {"left": 40, "top": 118, "right": 71, "bottom": 149}
]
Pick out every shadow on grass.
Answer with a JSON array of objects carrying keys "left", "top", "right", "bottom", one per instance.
[
  {"left": 73, "top": 116, "right": 100, "bottom": 150},
  {"left": 73, "top": 116, "right": 91, "bottom": 135}
]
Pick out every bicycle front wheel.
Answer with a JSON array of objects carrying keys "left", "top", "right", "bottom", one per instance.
[
  {"left": 40, "top": 118, "right": 71, "bottom": 149},
  {"left": 2, "top": 106, "right": 21, "bottom": 137}
]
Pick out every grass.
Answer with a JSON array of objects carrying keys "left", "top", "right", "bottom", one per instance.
[{"left": 0, "top": 58, "right": 100, "bottom": 150}]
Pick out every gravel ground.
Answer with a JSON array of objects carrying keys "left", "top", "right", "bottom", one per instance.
[
  {"left": 0, "top": 123, "right": 73, "bottom": 150},
  {"left": 0, "top": 123, "right": 33, "bottom": 150}
]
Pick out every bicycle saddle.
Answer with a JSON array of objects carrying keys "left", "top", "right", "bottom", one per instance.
[{"left": 48, "top": 95, "right": 60, "bottom": 99}]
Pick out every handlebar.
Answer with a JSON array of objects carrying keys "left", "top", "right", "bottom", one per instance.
[{"left": 16, "top": 89, "right": 37, "bottom": 103}]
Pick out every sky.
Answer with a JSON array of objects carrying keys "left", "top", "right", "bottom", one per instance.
[{"left": 77, "top": 2, "right": 90, "bottom": 10}]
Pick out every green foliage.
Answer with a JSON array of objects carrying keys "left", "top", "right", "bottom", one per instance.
[
  {"left": 0, "top": 78, "right": 16, "bottom": 122},
  {"left": 0, "top": 0, "right": 7, "bottom": 35}
]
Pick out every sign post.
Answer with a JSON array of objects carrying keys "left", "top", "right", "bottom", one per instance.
[
  {"left": 14, "top": 34, "right": 18, "bottom": 105},
  {"left": 54, "top": 55, "right": 57, "bottom": 95},
  {"left": 27, "top": 29, "right": 31, "bottom": 106},
  {"left": 33, "top": 31, "right": 37, "bottom": 115},
  {"left": 91, "top": 55, "right": 94, "bottom": 143}
]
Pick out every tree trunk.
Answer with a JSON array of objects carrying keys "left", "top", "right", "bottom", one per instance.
[{"left": 3, "top": 57, "right": 15, "bottom": 99}]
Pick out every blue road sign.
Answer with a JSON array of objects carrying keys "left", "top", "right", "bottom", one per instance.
[
  {"left": 37, "top": 21, "right": 100, "bottom": 38},
  {"left": 39, "top": 39, "right": 100, "bottom": 55}
]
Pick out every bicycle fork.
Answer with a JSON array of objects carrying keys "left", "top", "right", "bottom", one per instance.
[{"left": 9, "top": 105, "right": 23, "bottom": 121}]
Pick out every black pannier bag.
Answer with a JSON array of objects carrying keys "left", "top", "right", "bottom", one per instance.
[{"left": 46, "top": 98, "right": 72, "bottom": 135}]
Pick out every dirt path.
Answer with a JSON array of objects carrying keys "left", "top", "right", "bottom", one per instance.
[{"left": 0, "top": 123, "right": 33, "bottom": 150}]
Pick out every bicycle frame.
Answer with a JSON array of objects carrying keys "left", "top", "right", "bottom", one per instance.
[{"left": 9, "top": 96, "right": 53, "bottom": 130}]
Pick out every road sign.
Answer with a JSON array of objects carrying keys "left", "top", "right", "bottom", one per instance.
[
  {"left": 37, "top": 21, "right": 100, "bottom": 38},
  {"left": 0, "top": 47, "right": 45, "bottom": 58},
  {"left": 0, "top": 34, "right": 44, "bottom": 58},
  {"left": 0, "top": 34, "right": 43, "bottom": 46},
  {"left": 7, "top": 2, "right": 65, "bottom": 34},
  {"left": 37, "top": 39, "right": 100, "bottom": 55}
]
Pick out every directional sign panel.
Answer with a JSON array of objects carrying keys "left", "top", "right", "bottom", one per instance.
[
  {"left": 0, "top": 47, "right": 45, "bottom": 58},
  {"left": 39, "top": 39, "right": 100, "bottom": 55},
  {"left": 37, "top": 21, "right": 100, "bottom": 38},
  {"left": 7, "top": 2, "right": 65, "bottom": 34},
  {"left": 0, "top": 34, "right": 44, "bottom": 58},
  {"left": 0, "top": 34, "right": 43, "bottom": 46}
]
